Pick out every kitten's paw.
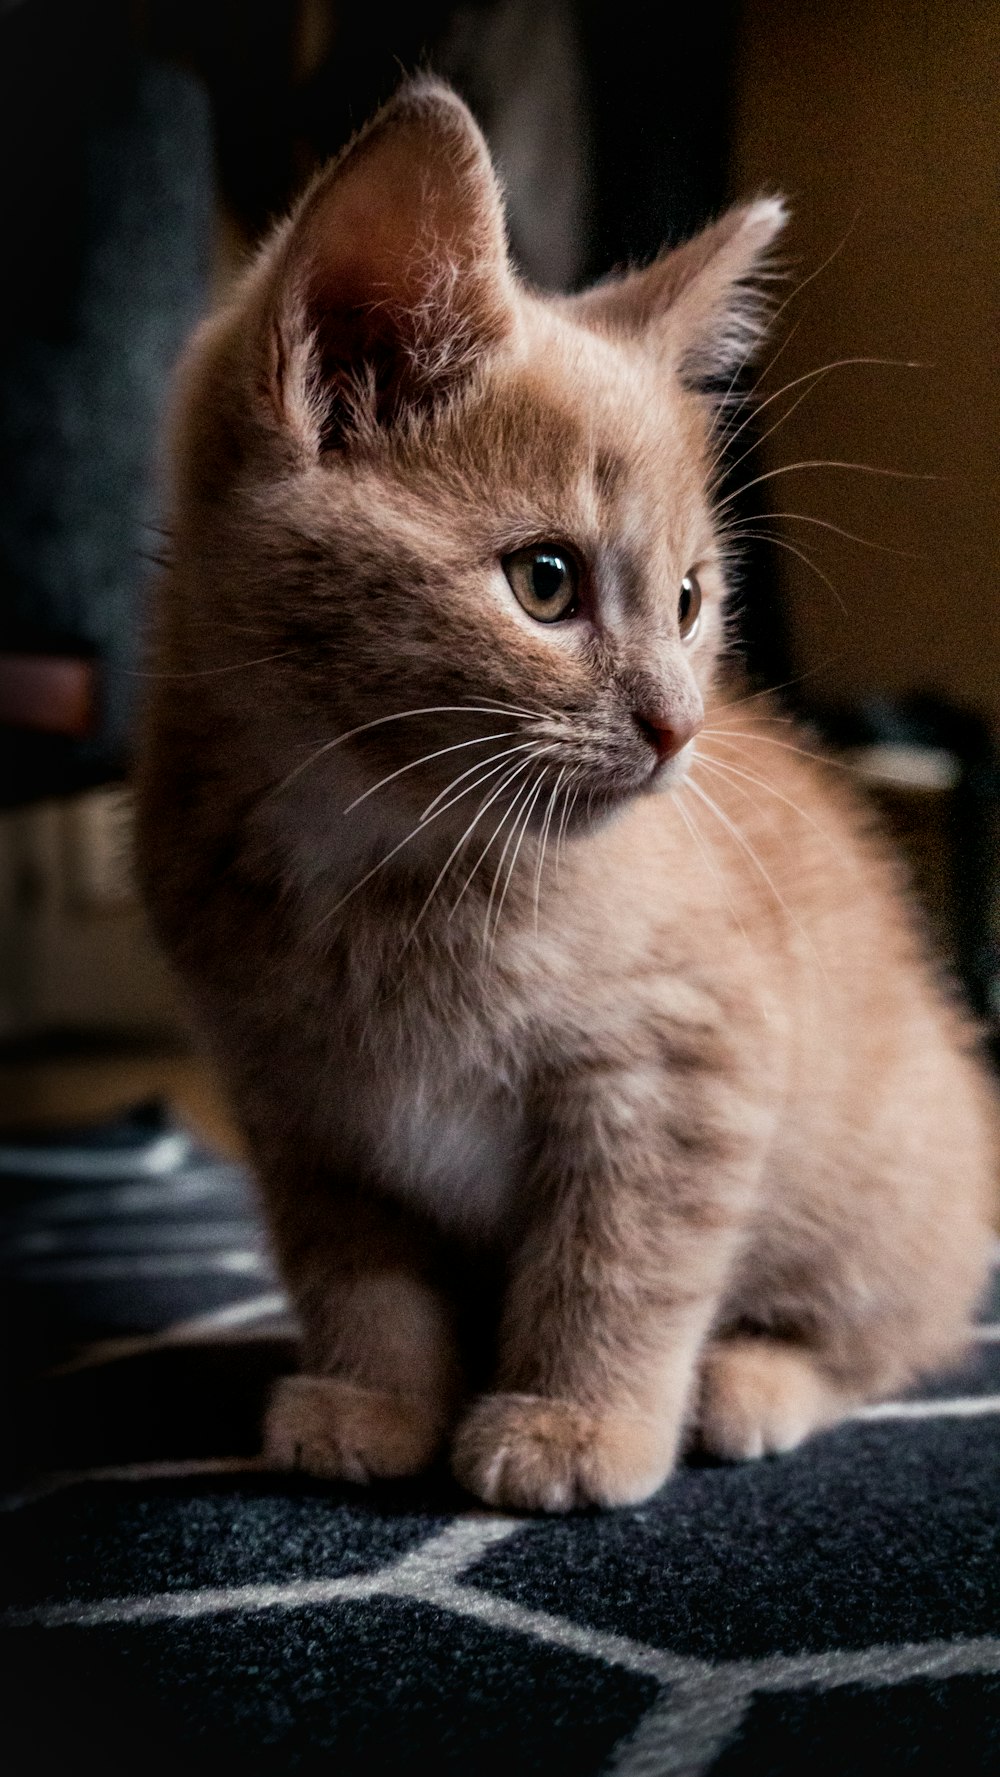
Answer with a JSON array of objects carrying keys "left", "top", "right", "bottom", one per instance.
[
  {"left": 451, "top": 1392, "right": 674, "bottom": 1512},
  {"left": 263, "top": 1375, "right": 445, "bottom": 1483},
  {"left": 697, "top": 1337, "right": 846, "bottom": 1461}
]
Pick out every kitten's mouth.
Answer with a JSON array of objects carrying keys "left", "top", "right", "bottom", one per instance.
[
  {"left": 647, "top": 740, "right": 695, "bottom": 793},
  {"left": 562, "top": 744, "right": 693, "bottom": 833}
]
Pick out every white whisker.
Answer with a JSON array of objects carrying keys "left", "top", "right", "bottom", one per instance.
[
  {"left": 311, "top": 750, "right": 539, "bottom": 935},
  {"left": 736, "top": 508, "right": 921, "bottom": 561},
  {"left": 701, "top": 727, "right": 851, "bottom": 771},
  {"left": 342, "top": 730, "right": 520, "bottom": 814},
  {"left": 450, "top": 750, "right": 554, "bottom": 920},
  {"left": 483, "top": 771, "right": 545, "bottom": 953},
  {"left": 722, "top": 526, "right": 846, "bottom": 613},
  {"left": 403, "top": 754, "right": 545, "bottom": 946},
  {"left": 696, "top": 751, "right": 838, "bottom": 851},
  {"left": 674, "top": 786, "right": 764, "bottom": 975},
  {"left": 533, "top": 765, "right": 568, "bottom": 934},
  {"left": 714, "top": 457, "right": 936, "bottom": 524},
  {"left": 555, "top": 777, "right": 584, "bottom": 878},
  {"left": 709, "top": 655, "right": 846, "bottom": 716},
  {"left": 269, "top": 704, "right": 535, "bottom": 799},
  {"left": 419, "top": 742, "right": 547, "bottom": 824},
  {"left": 131, "top": 648, "right": 303, "bottom": 681},
  {"left": 420, "top": 740, "right": 541, "bottom": 823},
  {"left": 488, "top": 769, "right": 549, "bottom": 954},
  {"left": 709, "top": 355, "right": 923, "bottom": 488},
  {"left": 706, "top": 217, "right": 865, "bottom": 475},
  {"left": 686, "top": 774, "right": 829, "bottom": 988}
]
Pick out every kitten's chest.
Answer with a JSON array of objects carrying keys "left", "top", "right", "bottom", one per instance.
[
  {"left": 380, "top": 1065, "right": 527, "bottom": 1235},
  {"left": 338, "top": 1055, "right": 527, "bottom": 1238}
]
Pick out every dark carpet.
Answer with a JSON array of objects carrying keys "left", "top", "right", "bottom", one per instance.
[{"left": 2, "top": 1105, "right": 998, "bottom": 1774}]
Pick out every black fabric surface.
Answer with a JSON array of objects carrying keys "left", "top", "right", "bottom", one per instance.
[
  {"left": 1, "top": 1106, "right": 997, "bottom": 1774},
  {"left": 3, "top": 1600, "right": 660, "bottom": 1777},
  {"left": 469, "top": 1416, "right": 1000, "bottom": 1660},
  {"left": 709, "top": 1678, "right": 1000, "bottom": 1777}
]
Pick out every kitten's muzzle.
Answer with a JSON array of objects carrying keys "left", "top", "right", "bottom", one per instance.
[{"left": 634, "top": 706, "right": 703, "bottom": 768}]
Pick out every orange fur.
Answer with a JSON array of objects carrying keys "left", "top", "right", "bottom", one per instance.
[{"left": 135, "top": 80, "right": 997, "bottom": 1512}]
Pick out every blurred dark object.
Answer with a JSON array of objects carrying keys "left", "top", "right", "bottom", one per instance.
[
  {"left": 0, "top": 1099, "right": 278, "bottom": 1380},
  {"left": 0, "top": 655, "right": 96, "bottom": 738},
  {"left": 0, "top": 0, "right": 214, "bottom": 807}
]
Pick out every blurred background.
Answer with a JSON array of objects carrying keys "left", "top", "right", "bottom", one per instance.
[{"left": 1, "top": 0, "right": 998, "bottom": 1152}]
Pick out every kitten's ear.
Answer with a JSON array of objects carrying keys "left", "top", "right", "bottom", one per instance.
[
  {"left": 266, "top": 79, "right": 513, "bottom": 449},
  {"left": 570, "top": 199, "right": 787, "bottom": 388}
]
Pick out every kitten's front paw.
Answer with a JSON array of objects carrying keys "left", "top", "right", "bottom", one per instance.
[
  {"left": 263, "top": 1375, "right": 446, "bottom": 1483},
  {"left": 697, "top": 1337, "right": 846, "bottom": 1461},
  {"left": 451, "top": 1392, "right": 674, "bottom": 1512}
]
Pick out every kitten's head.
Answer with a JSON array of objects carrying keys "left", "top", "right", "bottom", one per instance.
[{"left": 173, "top": 80, "right": 784, "bottom": 861}]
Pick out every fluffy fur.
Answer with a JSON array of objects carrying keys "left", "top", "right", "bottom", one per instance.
[{"left": 135, "top": 80, "right": 997, "bottom": 1511}]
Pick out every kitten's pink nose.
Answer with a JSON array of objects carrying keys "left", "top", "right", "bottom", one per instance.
[{"left": 635, "top": 708, "right": 702, "bottom": 764}]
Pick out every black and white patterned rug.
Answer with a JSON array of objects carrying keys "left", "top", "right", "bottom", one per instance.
[{"left": 2, "top": 1105, "right": 998, "bottom": 1774}]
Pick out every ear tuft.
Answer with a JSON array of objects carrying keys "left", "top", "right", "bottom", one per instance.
[
  {"left": 570, "top": 196, "right": 789, "bottom": 390},
  {"left": 267, "top": 78, "right": 514, "bottom": 450}
]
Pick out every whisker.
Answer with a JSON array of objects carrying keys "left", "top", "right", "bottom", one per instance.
[
  {"left": 705, "top": 321, "right": 801, "bottom": 475},
  {"left": 469, "top": 697, "right": 549, "bottom": 719},
  {"left": 488, "top": 770, "right": 549, "bottom": 954},
  {"left": 419, "top": 742, "right": 543, "bottom": 824},
  {"left": 311, "top": 750, "right": 540, "bottom": 935},
  {"left": 128, "top": 650, "right": 303, "bottom": 682},
  {"left": 686, "top": 775, "right": 829, "bottom": 987},
  {"left": 735, "top": 509, "right": 922, "bottom": 561},
  {"left": 673, "top": 786, "right": 764, "bottom": 971},
  {"left": 269, "top": 705, "right": 534, "bottom": 799},
  {"left": 709, "top": 355, "right": 924, "bottom": 486},
  {"left": 342, "top": 730, "right": 520, "bottom": 815},
  {"left": 708, "top": 214, "right": 863, "bottom": 468},
  {"left": 720, "top": 527, "right": 847, "bottom": 614},
  {"left": 483, "top": 771, "right": 545, "bottom": 953},
  {"left": 533, "top": 765, "right": 568, "bottom": 933},
  {"left": 715, "top": 457, "right": 937, "bottom": 522},
  {"left": 761, "top": 211, "right": 860, "bottom": 341},
  {"left": 555, "top": 778, "right": 584, "bottom": 878},
  {"left": 709, "top": 654, "right": 847, "bottom": 717},
  {"left": 402, "top": 755, "right": 542, "bottom": 947},
  {"left": 696, "top": 751, "right": 838, "bottom": 850},
  {"left": 701, "top": 727, "right": 850, "bottom": 771},
  {"left": 450, "top": 751, "right": 554, "bottom": 919},
  {"left": 749, "top": 314, "right": 803, "bottom": 396}
]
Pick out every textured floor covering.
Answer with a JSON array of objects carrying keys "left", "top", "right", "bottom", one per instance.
[{"left": 2, "top": 1106, "right": 998, "bottom": 1774}]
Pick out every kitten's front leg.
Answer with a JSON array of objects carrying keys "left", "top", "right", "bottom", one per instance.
[
  {"left": 452, "top": 1056, "right": 769, "bottom": 1511},
  {"left": 261, "top": 1175, "right": 464, "bottom": 1483}
]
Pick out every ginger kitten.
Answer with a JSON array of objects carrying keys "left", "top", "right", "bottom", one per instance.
[{"left": 135, "top": 79, "right": 996, "bottom": 1511}]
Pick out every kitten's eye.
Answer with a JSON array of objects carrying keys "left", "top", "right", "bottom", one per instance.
[
  {"left": 503, "top": 546, "right": 579, "bottom": 623},
  {"left": 678, "top": 572, "right": 703, "bottom": 641}
]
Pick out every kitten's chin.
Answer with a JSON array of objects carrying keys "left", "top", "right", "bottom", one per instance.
[
  {"left": 646, "top": 740, "right": 695, "bottom": 797},
  {"left": 549, "top": 742, "right": 696, "bottom": 840}
]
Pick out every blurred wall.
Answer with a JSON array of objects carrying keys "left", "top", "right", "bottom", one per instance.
[{"left": 730, "top": 0, "right": 1000, "bottom": 722}]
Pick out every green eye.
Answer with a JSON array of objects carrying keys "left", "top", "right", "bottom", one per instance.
[
  {"left": 503, "top": 546, "right": 579, "bottom": 623},
  {"left": 678, "top": 572, "right": 702, "bottom": 640}
]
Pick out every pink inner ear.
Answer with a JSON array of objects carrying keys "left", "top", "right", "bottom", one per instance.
[
  {"left": 305, "top": 130, "right": 465, "bottom": 320},
  {"left": 275, "top": 92, "right": 513, "bottom": 442},
  {"left": 569, "top": 199, "right": 787, "bottom": 384}
]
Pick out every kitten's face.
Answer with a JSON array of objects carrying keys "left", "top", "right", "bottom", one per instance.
[
  {"left": 268, "top": 314, "right": 720, "bottom": 841},
  {"left": 196, "top": 82, "right": 782, "bottom": 859}
]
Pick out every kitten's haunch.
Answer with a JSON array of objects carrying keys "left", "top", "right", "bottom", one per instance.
[{"left": 135, "top": 79, "right": 996, "bottom": 1511}]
